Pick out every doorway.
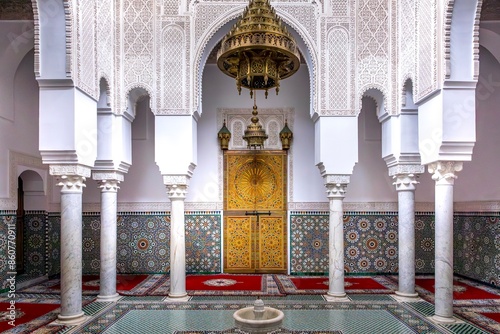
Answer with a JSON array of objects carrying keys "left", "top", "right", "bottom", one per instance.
[{"left": 223, "top": 150, "right": 287, "bottom": 273}]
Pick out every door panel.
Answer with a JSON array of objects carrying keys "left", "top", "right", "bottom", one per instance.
[{"left": 223, "top": 151, "right": 287, "bottom": 273}]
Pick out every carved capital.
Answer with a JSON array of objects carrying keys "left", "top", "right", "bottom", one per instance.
[
  {"left": 97, "top": 179, "right": 120, "bottom": 193},
  {"left": 165, "top": 184, "right": 189, "bottom": 200},
  {"left": 93, "top": 171, "right": 124, "bottom": 193},
  {"left": 428, "top": 161, "right": 463, "bottom": 185},
  {"left": 393, "top": 173, "right": 419, "bottom": 192},
  {"left": 56, "top": 175, "right": 86, "bottom": 193},
  {"left": 325, "top": 183, "right": 348, "bottom": 199}
]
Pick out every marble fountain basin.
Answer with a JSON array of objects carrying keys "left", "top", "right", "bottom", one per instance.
[{"left": 233, "top": 299, "right": 284, "bottom": 333}]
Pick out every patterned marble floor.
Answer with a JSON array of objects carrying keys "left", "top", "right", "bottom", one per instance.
[{"left": 3, "top": 275, "right": 500, "bottom": 333}]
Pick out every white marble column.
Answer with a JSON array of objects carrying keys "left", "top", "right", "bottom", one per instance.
[
  {"left": 55, "top": 173, "right": 88, "bottom": 325},
  {"left": 324, "top": 176, "right": 350, "bottom": 302},
  {"left": 429, "top": 161, "right": 463, "bottom": 323},
  {"left": 166, "top": 183, "right": 189, "bottom": 301},
  {"left": 95, "top": 175, "right": 122, "bottom": 302},
  {"left": 393, "top": 173, "right": 419, "bottom": 298}
]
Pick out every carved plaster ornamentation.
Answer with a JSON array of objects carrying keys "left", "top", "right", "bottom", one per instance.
[
  {"left": 49, "top": 164, "right": 91, "bottom": 178},
  {"left": 122, "top": 0, "right": 156, "bottom": 108},
  {"left": 416, "top": 0, "right": 438, "bottom": 101},
  {"left": 56, "top": 175, "right": 87, "bottom": 193},
  {"left": 193, "top": 2, "right": 318, "bottom": 116},
  {"left": 443, "top": 0, "right": 483, "bottom": 80},
  {"left": 388, "top": 164, "right": 425, "bottom": 177},
  {"left": 30, "top": 0, "right": 74, "bottom": 78},
  {"left": 75, "top": 0, "right": 97, "bottom": 99},
  {"left": 96, "top": 0, "right": 114, "bottom": 107},
  {"left": 357, "top": 0, "right": 390, "bottom": 110},
  {"left": 93, "top": 171, "right": 125, "bottom": 183},
  {"left": 393, "top": 173, "right": 419, "bottom": 192},
  {"left": 163, "top": 174, "right": 191, "bottom": 187},
  {"left": 158, "top": 20, "right": 191, "bottom": 113},
  {"left": 428, "top": 161, "right": 463, "bottom": 185},
  {"left": 322, "top": 174, "right": 350, "bottom": 186}
]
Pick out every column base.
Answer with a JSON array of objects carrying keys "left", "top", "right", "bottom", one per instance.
[
  {"left": 324, "top": 293, "right": 350, "bottom": 302},
  {"left": 96, "top": 293, "right": 121, "bottom": 302},
  {"left": 395, "top": 291, "right": 419, "bottom": 298},
  {"left": 56, "top": 312, "right": 89, "bottom": 325},
  {"left": 392, "top": 292, "right": 421, "bottom": 303},
  {"left": 428, "top": 315, "right": 459, "bottom": 324},
  {"left": 165, "top": 295, "right": 191, "bottom": 302}
]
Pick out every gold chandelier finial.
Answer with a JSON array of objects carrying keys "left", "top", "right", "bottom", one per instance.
[
  {"left": 217, "top": 0, "right": 300, "bottom": 98},
  {"left": 242, "top": 93, "right": 268, "bottom": 149}
]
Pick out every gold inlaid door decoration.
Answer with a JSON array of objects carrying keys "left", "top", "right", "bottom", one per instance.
[{"left": 224, "top": 151, "right": 287, "bottom": 273}]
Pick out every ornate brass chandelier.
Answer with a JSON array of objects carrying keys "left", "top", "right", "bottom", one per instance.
[{"left": 216, "top": 0, "right": 300, "bottom": 99}]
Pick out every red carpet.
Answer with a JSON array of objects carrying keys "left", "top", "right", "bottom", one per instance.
[
  {"left": 52, "top": 274, "right": 149, "bottom": 291},
  {"left": 186, "top": 274, "right": 262, "bottom": 291},
  {"left": 0, "top": 302, "right": 59, "bottom": 332},
  {"left": 415, "top": 278, "right": 500, "bottom": 300},
  {"left": 290, "top": 277, "right": 389, "bottom": 290},
  {"left": 480, "top": 312, "right": 500, "bottom": 323}
]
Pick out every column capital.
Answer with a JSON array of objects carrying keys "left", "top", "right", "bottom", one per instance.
[
  {"left": 55, "top": 175, "right": 86, "bottom": 193},
  {"left": 93, "top": 171, "right": 124, "bottom": 192},
  {"left": 166, "top": 184, "right": 189, "bottom": 200},
  {"left": 393, "top": 173, "right": 419, "bottom": 192},
  {"left": 325, "top": 182, "right": 348, "bottom": 199},
  {"left": 428, "top": 161, "right": 463, "bottom": 185}
]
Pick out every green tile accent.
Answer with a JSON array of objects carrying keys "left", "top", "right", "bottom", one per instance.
[
  {"left": 120, "top": 296, "right": 166, "bottom": 302},
  {"left": 404, "top": 301, "right": 435, "bottom": 317},
  {"left": 348, "top": 294, "right": 394, "bottom": 302},
  {"left": 83, "top": 301, "right": 113, "bottom": 316},
  {"left": 444, "top": 323, "right": 489, "bottom": 334}
]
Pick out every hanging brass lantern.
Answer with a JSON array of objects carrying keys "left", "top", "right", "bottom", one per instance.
[
  {"left": 218, "top": 119, "right": 231, "bottom": 150},
  {"left": 243, "top": 98, "right": 268, "bottom": 149},
  {"left": 279, "top": 120, "right": 293, "bottom": 150},
  {"left": 216, "top": 0, "right": 300, "bottom": 98}
]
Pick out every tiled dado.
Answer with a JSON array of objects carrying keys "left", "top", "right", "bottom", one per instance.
[
  {"left": 289, "top": 212, "right": 435, "bottom": 276},
  {"left": 81, "top": 212, "right": 222, "bottom": 275},
  {"left": 454, "top": 214, "right": 500, "bottom": 287},
  {"left": 17, "top": 210, "right": 500, "bottom": 288},
  {"left": 0, "top": 213, "right": 16, "bottom": 291}
]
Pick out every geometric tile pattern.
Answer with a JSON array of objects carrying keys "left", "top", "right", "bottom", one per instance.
[
  {"left": 185, "top": 212, "right": 221, "bottom": 273},
  {"left": 46, "top": 214, "right": 61, "bottom": 277},
  {"left": 82, "top": 215, "right": 100, "bottom": 274},
  {"left": 290, "top": 213, "right": 438, "bottom": 276},
  {"left": 23, "top": 213, "right": 47, "bottom": 278},
  {"left": 78, "top": 213, "right": 222, "bottom": 275},
  {"left": 454, "top": 215, "right": 500, "bottom": 287},
  {"left": 0, "top": 214, "right": 15, "bottom": 291},
  {"left": 116, "top": 214, "right": 171, "bottom": 274},
  {"left": 71, "top": 299, "right": 447, "bottom": 334}
]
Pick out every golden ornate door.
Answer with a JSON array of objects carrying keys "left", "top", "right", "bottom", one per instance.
[{"left": 223, "top": 150, "right": 287, "bottom": 273}]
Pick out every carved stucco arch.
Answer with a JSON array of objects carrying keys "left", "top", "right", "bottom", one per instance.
[
  {"left": 97, "top": 75, "right": 112, "bottom": 109},
  {"left": 359, "top": 85, "right": 388, "bottom": 119},
  {"left": 193, "top": 4, "right": 318, "bottom": 117},
  {"left": 124, "top": 84, "right": 154, "bottom": 118},
  {"left": 443, "top": 0, "right": 483, "bottom": 81},
  {"left": 31, "top": 0, "right": 74, "bottom": 78},
  {"left": 400, "top": 74, "right": 415, "bottom": 108}
]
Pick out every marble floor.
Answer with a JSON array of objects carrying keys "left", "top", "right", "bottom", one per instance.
[{"left": 3, "top": 275, "right": 500, "bottom": 334}]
